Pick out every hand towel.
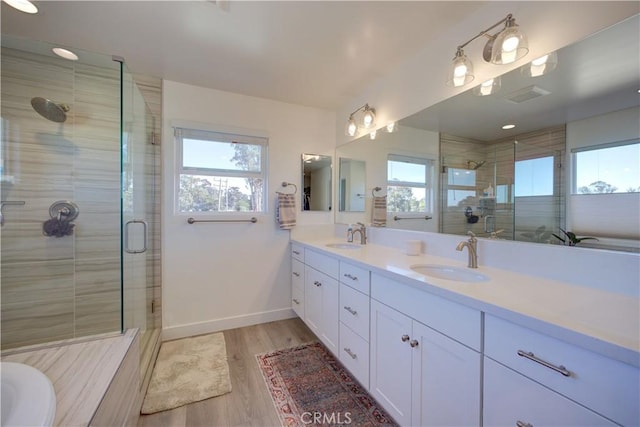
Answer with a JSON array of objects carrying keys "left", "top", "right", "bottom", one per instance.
[
  {"left": 372, "top": 196, "right": 387, "bottom": 227},
  {"left": 276, "top": 193, "right": 296, "bottom": 230}
]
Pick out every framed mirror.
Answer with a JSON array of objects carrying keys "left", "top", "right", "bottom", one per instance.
[
  {"left": 338, "top": 158, "right": 366, "bottom": 212},
  {"left": 335, "top": 15, "right": 639, "bottom": 251},
  {"left": 302, "top": 154, "right": 332, "bottom": 211}
]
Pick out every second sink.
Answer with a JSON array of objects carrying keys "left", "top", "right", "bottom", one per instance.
[{"left": 410, "top": 264, "right": 489, "bottom": 283}]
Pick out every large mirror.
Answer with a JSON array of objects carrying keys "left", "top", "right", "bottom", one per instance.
[
  {"left": 302, "top": 154, "right": 332, "bottom": 211},
  {"left": 335, "top": 15, "right": 639, "bottom": 251}
]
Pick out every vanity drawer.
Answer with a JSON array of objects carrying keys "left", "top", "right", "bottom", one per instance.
[
  {"left": 305, "top": 249, "right": 339, "bottom": 279},
  {"left": 291, "top": 243, "right": 304, "bottom": 262},
  {"left": 292, "top": 259, "right": 304, "bottom": 290},
  {"left": 339, "top": 283, "right": 369, "bottom": 341},
  {"left": 292, "top": 284, "right": 304, "bottom": 319},
  {"left": 339, "top": 261, "right": 370, "bottom": 295},
  {"left": 484, "top": 357, "right": 617, "bottom": 427},
  {"left": 371, "top": 273, "right": 481, "bottom": 351},
  {"left": 339, "top": 322, "right": 369, "bottom": 389},
  {"left": 485, "top": 315, "right": 639, "bottom": 427}
]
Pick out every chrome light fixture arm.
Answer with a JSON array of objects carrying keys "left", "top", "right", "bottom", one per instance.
[{"left": 455, "top": 13, "right": 513, "bottom": 52}]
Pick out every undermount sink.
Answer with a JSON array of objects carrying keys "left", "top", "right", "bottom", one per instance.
[
  {"left": 326, "top": 243, "right": 362, "bottom": 250},
  {"left": 410, "top": 264, "right": 489, "bottom": 283}
]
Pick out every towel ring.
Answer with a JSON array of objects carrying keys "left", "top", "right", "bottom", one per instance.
[
  {"left": 372, "top": 186, "right": 384, "bottom": 197},
  {"left": 277, "top": 181, "right": 297, "bottom": 195}
]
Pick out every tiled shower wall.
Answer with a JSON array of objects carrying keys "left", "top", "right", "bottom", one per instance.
[{"left": 0, "top": 47, "right": 162, "bottom": 349}]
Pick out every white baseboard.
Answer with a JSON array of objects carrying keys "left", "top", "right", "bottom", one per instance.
[{"left": 161, "top": 308, "right": 297, "bottom": 341}]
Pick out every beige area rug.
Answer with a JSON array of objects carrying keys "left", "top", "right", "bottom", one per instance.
[{"left": 141, "top": 332, "right": 232, "bottom": 414}]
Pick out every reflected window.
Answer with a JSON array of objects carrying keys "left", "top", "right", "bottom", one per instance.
[
  {"left": 515, "top": 156, "right": 554, "bottom": 197},
  {"left": 446, "top": 168, "right": 476, "bottom": 207},
  {"left": 573, "top": 141, "right": 640, "bottom": 194},
  {"left": 175, "top": 127, "right": 268, "bottom": 213},
  {"left": 387, "top": 155, "right": 434, "bottom": 213}
]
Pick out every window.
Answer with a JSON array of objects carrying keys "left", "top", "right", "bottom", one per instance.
[
  {"left": 445, "top": 167, "right": 477, "bottom": 207},
  {"left": 386, "top": 154, "right": 434, "bottom": 214},
  {"left": 573, "top": 140, "right": 640, "bottom": 194},
  {"left": 515, "top": 156, "right": 554, "bottom": 197},
  {"left": 175, "top": 127, "right": 267, "bottom": 213}
]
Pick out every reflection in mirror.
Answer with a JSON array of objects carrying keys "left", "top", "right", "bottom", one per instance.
[
  {"left": 302, "top": 154, "right": 332, "bottom": 211},
  {"left": 338, "top": 158, "right": 366, "bottom": 212},
  {"left": 335, "top": 15, "right": 639, "bottom": 251}
]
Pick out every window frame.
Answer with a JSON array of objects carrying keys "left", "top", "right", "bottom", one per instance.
[
  {"left": 174, "top": 126, "right": 268, "bottom": 215},
  {"left": 386, "top": 154, "right": 435, "bottom": 215}
]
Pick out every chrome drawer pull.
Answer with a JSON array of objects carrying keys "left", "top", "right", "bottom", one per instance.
[
  {"left": 293, "top": 272, "right": 300, "bottom": 277},
  {"left": 314, "top": 281, "right": 322, "bottom": 287},
  {"left": 344, "top": 348, "right": 357, "bottom": 360},
  {"left": 292, "top": 250, "right": 301, "bottom": 255},
  {"left": 410, "top": 339, "right": 419, "bottom": 348},
  {"left": 517, "top": 350, "right": 571, "bottom": 377},
  {"left": 343, "top": 273, "right": 358, "bottom": 281},
  {"left": 401, "top": 334, "right": 410, "bottom": 342},
  {"left": 343, "top": 306, "right": 357, "bottom": 316},
  {"left": 293, "top": 299, "right": 300, "bottom": 305},
  {"left": 516, "top": 421, "right": 533, "bottom": 427}
]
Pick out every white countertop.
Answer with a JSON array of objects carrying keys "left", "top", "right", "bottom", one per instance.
[{"left": 292, "top": 237, "right": 640, "bottom": 368}]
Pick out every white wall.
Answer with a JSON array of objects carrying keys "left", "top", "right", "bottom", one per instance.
[{"left": 162, "top": 80, "right": 335, "bottom": 339}]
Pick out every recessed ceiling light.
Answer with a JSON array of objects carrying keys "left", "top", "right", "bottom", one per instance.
[
  {"left": 502, "top": 124, "right": 516, "bottom": 130},
  {"left": 52, "top": 48, "right": 79, "bottom": 61},
  {"left": 2, "top": 0, "right": 38, "bottom": 14}
]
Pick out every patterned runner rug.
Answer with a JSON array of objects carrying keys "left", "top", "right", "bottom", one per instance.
[{"left": 256, "top": 342, "right": 397, "bottom": 426}]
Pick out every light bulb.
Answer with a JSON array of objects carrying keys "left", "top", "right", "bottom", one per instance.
[
  {"left": 347, "top": 121, "right": 357, "bottom": 137},
  {"left": 369, "top": 130, "right": 377, "bottom": 140},
  {"left": 501, "top": 35, "right": 519, "bottom": 64},
  {"left": 362, "top": 109, "right": 375, "bottom": 128},
  {"left": 386, "top": 122, "right": 396, "bottom": 133},
  {"left": 531, "top": 55, "right": 549, "bottom": 66},
  {"left": 480, "top": 79, "right": 494, "bottom": 96}
]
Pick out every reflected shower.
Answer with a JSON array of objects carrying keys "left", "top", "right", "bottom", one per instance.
[
  {"left": 466, "top": 160, "right": 486, "bottom": 170},
  {"left": 31, "top": 97, "right": 69, "bottom": 123}
]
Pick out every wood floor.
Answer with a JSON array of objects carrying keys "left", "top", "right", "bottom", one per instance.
[{"left": 137, "top": 318, "right": 316, "bottom": 427}]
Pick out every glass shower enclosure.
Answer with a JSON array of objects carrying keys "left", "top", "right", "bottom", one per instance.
[{"left": 0, "top": 36, "right": 159, "bottom": 376}]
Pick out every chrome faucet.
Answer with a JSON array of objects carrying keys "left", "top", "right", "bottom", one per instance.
[
  {"left": 348, "top": 222, "right": 367, "bottom": 244},
  {"left": 456, "top": 231, "right": 478, "bottom": 268}
]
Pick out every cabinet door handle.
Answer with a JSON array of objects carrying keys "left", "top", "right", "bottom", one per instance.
[
  {"left": 343, "top": 306, "right": 357, "bottom": 316},
  {"left": 516, "top": 421, "right": 533, "bottom": 427},
  {"left": 293, "top": 272, "right": 300, "bottom": 277},
  {"left": 343, "top": 273, "right": 357, "bottom": 281},
  {"left": 401, "top": 334, "right": 410, "bottom": 342},
  {"left": 293, "top": 250, "right": 301, "bottom": 255},
  {"left": 293, "top": 299, "right": 300, "bottom": 305},
  {"left": 344, "top": 348, "right": 357, "bottom": 360},
  {"left": 517, "top": 350, "right": 571, "bottom": 377},
  {"left": 314, "top": 281, "right": 322, "bottom": 287},
  {"left": 410, "top": 339, "right": 419, "bottom": 348}
]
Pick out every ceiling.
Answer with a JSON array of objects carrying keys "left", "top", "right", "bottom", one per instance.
[{"left": 0, "top": 1, "right": 487, "bottom": 111}]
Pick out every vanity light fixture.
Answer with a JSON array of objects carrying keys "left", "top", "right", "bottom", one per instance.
[
  {"left": 345, "top": 103, "right": 376, "bottom": 136},
  {"left": 522, "top": 51, "right": 557, "bottom": 78},
  {"left": 2, "top": 0, "right": 38, "bottom": 13},
  {"left": 446, "top": 13, "right": 528, "bottom": 87},
  {"left": 472, "top": 76, "right": 501, "bottom": 96},
  {"left": 52, "top": 48, "right": 78, "bottom": 61}
]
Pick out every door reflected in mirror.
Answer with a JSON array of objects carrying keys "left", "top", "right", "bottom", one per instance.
[
  {"left": 302, "top": 154, "right": 332, "bottom": 211},
  {"left": 338, "top": 158, "right": 366, "bottom": 212}
]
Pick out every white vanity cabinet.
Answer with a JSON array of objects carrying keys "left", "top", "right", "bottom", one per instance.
[
  {"left": 290, "top": 243, "right": 305, "bottom": 318},
  {"left": 338, "top": 261, "right": 371, "bottom": 388},
  {"left": 485, "top": 314, "right": 640, "bottom": 427},
  {"left": 369, "top": 273, "right": 481, "bottom": 427},
  {"left": 303, "top": 249, "right": 340, "bottom": 355}
]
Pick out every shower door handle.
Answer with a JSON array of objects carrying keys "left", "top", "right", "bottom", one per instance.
[{"left": 124, "top": 219, "right": 148, "bottom": 254}]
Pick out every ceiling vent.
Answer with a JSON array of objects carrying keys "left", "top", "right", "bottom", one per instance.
[{"left": 504, "top": 85, "right": 551, "bottom": 103}]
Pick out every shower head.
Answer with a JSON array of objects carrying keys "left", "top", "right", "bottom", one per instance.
[
  {"left": 30, "top": 97, "right": 70, "bottom": 123},
  {"left": 466, "top": 160, "right": 486, "bottom": 170}
]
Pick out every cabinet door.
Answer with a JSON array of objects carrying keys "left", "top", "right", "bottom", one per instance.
[
  {"left": 370, "top": 300, "right": 412, "bottom": 426},
  {"left": 484, "top": 358, "right": 618, "bottom": 427},
  {"left": 411, "top": 321, "right": 481, "bottom": 427},
  {"left": 305, "top": 267, "right": 324, "bottom": 337},
  {"left": 320, "top": 272, "right": 339, "bottom": 354}
]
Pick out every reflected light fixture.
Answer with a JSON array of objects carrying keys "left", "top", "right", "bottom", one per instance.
[
  {"left": 2, "top": 0, "right": 38, "bottom": 13},
  {"left": 502, "top": 124, "right": 516, "bottom": 130},
  {"left": 345, "top": 103, "right": 376, "bottom": 137},
  {"left": 52, "top": 47, "right": 78, "bottom": 61},
  {"left": 522, "top": 51, "right": 557, "bottom": 77},
  {"left": 473, "top": 76, "right": 501, "bottom": 96},
  {"left": 447, "top": 13, "right": 528, "bottom": 87}
]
